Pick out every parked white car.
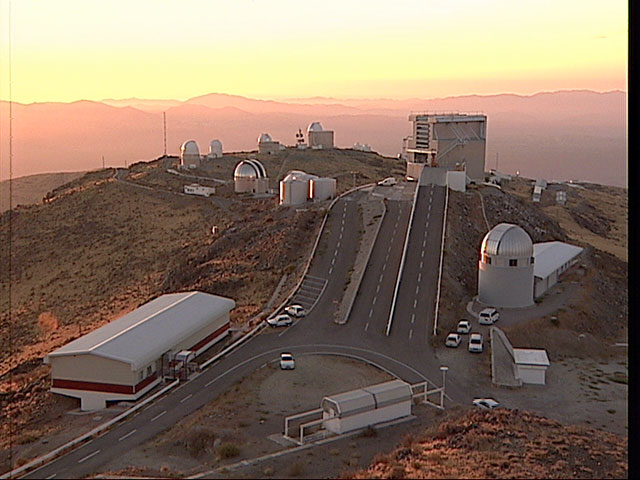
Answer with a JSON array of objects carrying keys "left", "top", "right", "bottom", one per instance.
[
  {"left": 468, "top": 333, "right": 484, "bottom": 353},
  {"left": 479, "top": 307, "right": 499, "bottom": 325},
  {"left": 457, "top": 320, "right": 472, "bottom": 334},
  {"left": 267, "top": 314, "right": 293, "bottom": 327},
  {"left": 279, "top": 353, "right": 295, "bottom": 370},
  {"left": 445, "top": 333, "right": 462, "bottom": 348},
  {"left": 377, "top": 177, "right": 398, "bottom": 186},
  {"left": 473, "top": 398, "right": 500, "bottom": 409},
  {"left": 284, "top": 304, "right": 306, "bottom": 318}
]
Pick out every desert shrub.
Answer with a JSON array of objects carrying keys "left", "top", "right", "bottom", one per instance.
[
  {"left": 218, "top": 442, "right": 240, "bottom": 459},
  {"left": 184, "top": 429, "right": 216, "bottom": 458}
]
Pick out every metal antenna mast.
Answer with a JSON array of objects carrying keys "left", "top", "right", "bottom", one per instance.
[{"left": 163, "top": 112, "right": 167, "bottom": 156}]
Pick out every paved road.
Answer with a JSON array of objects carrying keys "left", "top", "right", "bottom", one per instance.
[{"left": 24, "top": 184, "right": 463, "bottom": 479}]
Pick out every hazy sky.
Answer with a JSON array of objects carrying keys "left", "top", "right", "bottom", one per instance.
[{"left": 0, "top": 0, "right": 627, "bottom": 103}]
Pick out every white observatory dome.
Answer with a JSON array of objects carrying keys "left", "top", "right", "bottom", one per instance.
[
  {"left": 181, "top": 140, "right": 200, "bottom": 156},
  {"left": 234, "top": 159, "right": 267, "bottom": 180},
  {"left": 209, "top": 139, "right": 222, "bottom": 152},
  {"left": 258, "top": 133, "right": 273, "bottom": 144},
  {"left": 481, "top": 223, "right": 533, "bottom": 258},
  {"left": 307, "top": 122, "right": 323, "bottom": 133}
]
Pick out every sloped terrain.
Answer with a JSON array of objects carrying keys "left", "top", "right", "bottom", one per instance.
[
  {"left": 0, "top": 172, "right": 86, "bottom": 213},
  {"left": 0, "top": 149, "right": 396, "bottom": 469},
  {"left": 349, "top": 409, "right": 627, "bottom": 479}
]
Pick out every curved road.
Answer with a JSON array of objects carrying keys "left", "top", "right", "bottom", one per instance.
[{"left": 25, "top": 184, "right": 463, "bottom": 479}]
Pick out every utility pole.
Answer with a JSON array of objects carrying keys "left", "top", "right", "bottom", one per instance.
[
  {"left": 495, "top": 152, "right": 499, "bottom": 171},
  {"left": 163, "top": 112, "right": 167, "bottom": 157},
  {"left": 102, "top": 155, "right": 105, "bottom": 169}
]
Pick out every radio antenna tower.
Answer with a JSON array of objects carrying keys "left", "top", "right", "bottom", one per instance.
[{"left": 163, "top": 112, "right": 167, "bottom": 157}]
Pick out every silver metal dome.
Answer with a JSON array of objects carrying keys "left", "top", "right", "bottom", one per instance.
[
  {"left": 481, "top": 223, "right": 533, "bottom": 258},
  {"left": 258, "top": 133, "right": 273, "bottom": 144},
  {"left": 181, "top": 140, "right": 200, "bottom": 156},
  {"left": 234, "top": 159, "right": 267, "bottom": 180},
  {"left": 307, "top": 122, "right": 323, "bottom": 133}
]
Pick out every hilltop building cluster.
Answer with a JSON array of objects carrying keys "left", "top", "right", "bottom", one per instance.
[{"left": 180, "top": 139, "right": 223, "bottom": 168}]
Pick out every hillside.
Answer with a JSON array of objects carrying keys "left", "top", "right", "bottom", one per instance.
[
  {"left": 349, "top": 408, "right": 627, "bottom": 479},
  {"left": 0, "top": 90, "right": 627, "bottom": 187},
  {"left": 0, "top": 172, "right": 85, "bottom": 213},
  {"left": 0, "top": 148, "right": 396, "bottom": 469}
]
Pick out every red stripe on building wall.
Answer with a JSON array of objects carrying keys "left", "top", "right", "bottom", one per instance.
[
  {"left": 52, "top": 378, "right": 134, "bottom": 394},
  {"left": 52, "top": 373, "right": 158, "bottom": 395},
  {"left": 189, "top": 323, "right": 229, "bottom": 352}
]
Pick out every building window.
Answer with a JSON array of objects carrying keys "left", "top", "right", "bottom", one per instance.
[
  {"left": 531, "top": 257, "right": 535, "bottom": 265},
  {"left": 509, "top": 259, "right": 518, "bottom": 267},
  {"left": 147, "top": 366, "right": 152, "bottom": 377}
]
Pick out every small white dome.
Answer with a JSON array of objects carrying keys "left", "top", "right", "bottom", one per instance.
[
  {"left": 307, "top": 122, "right": 323, "bottom": 133},
  {"left": 258, "top": 133, "right": 273, "bottom": 144},
  {"left": 209, "top": 139, "right": 222, "bottom": 150},
  {"left": 481, "top": 223, "right": 533, "bottom": 258},
  {"left": 181, "top": 140, "right": 200, "bottom": 156}
]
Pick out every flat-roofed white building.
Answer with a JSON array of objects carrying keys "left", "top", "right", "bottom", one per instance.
[
  {"left": 279, "top": 170, "right": 336, "bottom": 206},
  {"left": 321, "top": 380, "right": 412, "bottom": 434},
  {"left": 513, "top": 348, "right": 550, "bottom": 385},
  {"left": 44, "top": 292, "right": 235, "bottom": 410},
  {"left": 184, "top": 183, "right": 216, "bottom": 197},
  {"left": 533, "top": 241, "right": 583, "bottom": 297},
  {"left": 405, "top": 113, "right": 487, "bottom": 182}
]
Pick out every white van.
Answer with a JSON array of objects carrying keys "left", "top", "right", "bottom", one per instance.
[
  {"left": 377, "top": 177, "right": 398, "bottom": 186},
  {"left": 479, "top": 307, "right": 499, "bottom": 325}
]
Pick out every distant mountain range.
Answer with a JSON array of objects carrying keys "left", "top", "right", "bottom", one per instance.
[{"left": 0, "top": 90, "right": 627, "bottom": 187}]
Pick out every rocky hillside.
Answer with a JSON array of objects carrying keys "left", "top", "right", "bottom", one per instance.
[
  {"left": 349, "top": 408, "right": 628, "bottom": 479},
  {"left": 0, "top": 149, "right": 396, "bottom": 463},
  {"left": 438, "top": 177, "right": 627, "bottom": 355}
]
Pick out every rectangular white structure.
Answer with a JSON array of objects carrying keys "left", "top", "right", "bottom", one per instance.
[
  {"left": 45, "top": 292, "right": 235, "bottom": 410},
  {"left": 533, "top": 241, "right": 583, "bottom": 297},
  {"left": 405, "top": 113, "right": 487, "bottom": 182},
  {"left": 446, "top": 170, "right": 467, "bottom": 192},
  {"left": 513, "top": 348, "right": 550, "bottom": 385},
  {"left": 310, "top": 177, "right": 337, "bottom": 201},
  {"left": 321, "top": 380, "right": 412, "bottom": 435},
  {"left": 184, "top": 183, "right": 216, "bottom": 197}
]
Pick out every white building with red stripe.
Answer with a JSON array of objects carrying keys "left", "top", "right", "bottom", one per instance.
[{"left": 44, "top": 291, "right": 235, "bottom": 410}]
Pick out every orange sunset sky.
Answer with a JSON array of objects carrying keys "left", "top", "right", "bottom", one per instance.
[{"left": 0, "top": 0, "right": 628, "bottom": 103}]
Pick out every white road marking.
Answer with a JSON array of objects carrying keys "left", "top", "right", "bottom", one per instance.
[
  {"left": 382, "top": 263, "right": 387, "bottom": 271},
  {"left": 415, "top": 285, "right": 420, "bottom": 295},
  {"left": 409, "top": 329, "right": 413, "bottom": 339},
  {"left": 369, "top": 309, "right": 373, "bottom": 318},
  {"left": 387, "top": 245, "right": 392, "bottom": 253},
  {"left": 151, "top": 410, "right": 166, "bottom": 422},
  {"left": 379, "top": 273, "right": 384, "bottom": 282},
  {"left": 418, "top": 273, "right": 422, "bottom": 282},
  {"left": 341, "top": 226, "right": 344, "bottom": 232},
  {"left": 372, "top": 296, "right": 377, "bottom": 305},
  {"left": 411, "top": 313, "right": 415, "bottom": 324},
  {"left": 328, "top": 266, "right": 333, "bottom": 275},
  {"left": 429, "top": 197, "right": 432, "bottom": 204},
  {"left": 205, "top": 378, "right": 216, "bottom": 387},
  {"left": 420, "top": 261, "right": 423, "bottom": 269},
  {"left": 180, "top": 394, "right": 193, "bottom": 404},
  {"left": 78, "top": 450, "right": 100, "bottom": 464},
  {"left": 422, "top": 239, "right": 426, "bottom": 248},
  {"left": 426, "top": 221, "right": 429, "bottom": 228},
  {"left": 428, "top": 203, "right": 431, "bottom": 211},
  {"left": 118, "top": 429, "right": 137, "bottom": 441},
  {"left": 336, "top": 241, "right": 341, "bottom": 248},
  {"left": 376, "top": 284, "right": 380, "bottom": 293},
  {"left": 364, "top": 322, "right": 369, "bottom": 331},
  {"left": 413, "top": 299, "right": 417, "bottom": 308},
  {"left": 421, "top": 250, "right": 425, "bottom": 258},
  {"left": 46, "top": 475, "right": 57, "bottom": 479},
  {"left": 331, "top": 257, "right": 336, "bottom": 265}
]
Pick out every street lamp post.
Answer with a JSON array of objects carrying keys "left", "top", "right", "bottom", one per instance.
[{"left": 440, "top": 366, "right": 448, "bottom": 408}]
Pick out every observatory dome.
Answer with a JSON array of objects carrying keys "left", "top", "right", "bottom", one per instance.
[
  {"left": 307, "top": 122, "right": 323, "bottom": 133},
  {"left": 481, "top": 223, "right": 533, "bottom": 258},
  {"left": 209, "top": 139, "right": 222, "bottom": 151},
  {"left": 258, "top": 133, "right": 273, "bottom": 144},
  {"left": 181, "top": 140, "right": 200, "bottom": 156},
  {"left": 234, "top": 159, "right": 266, "bottom": 180}
]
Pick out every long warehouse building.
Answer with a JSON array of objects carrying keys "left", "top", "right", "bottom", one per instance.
[{"left": 44, "top": 291, "right": 235, "bottom": 410}]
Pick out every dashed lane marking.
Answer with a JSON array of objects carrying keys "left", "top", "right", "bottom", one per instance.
[
  {"left": 379, "top": 273, "right": 384, "bottom": 282},
  {"left": 365, "top": 322, "right": 369, "bottom": 332},
  {"left": 180, "top": 394, "right": 192, "bottom": 404},
  {"left": 46, "top": 474, "right": 57, "bottom": 479},
  {"left": 418, "top": 273, "right": 422, "bottom": 282},
  {"left": 409, "top": 329, "right": 413, "bottom": 339},
  {"left": 422, "top": 239, "right": 426, "bottom": 248},
  {"left": 415, "top": 285, "right": 420, "bottom": 295},
  {"left": 151, "top": 411, "right": 166, "bottom": 422},
  {"left": 331, "top": 257, "right": 336, "bottom": 265},
  {"left": 78, "top": 450, "right": 100, "bottom": 464},
  {"left": 411, "top": 313, "right": 415, "bottom": 324},
  {"left": 118, "top": 429, "right": 137, "bottom": 442},
  {"left": 372, "top": 296, "right": 377, "bottom": 305},
  {"left": 382, "top": 263, "right": 387, "bottom": 271},
  {"left": 376, "top": 284, "right": 380, "bottom": 293},
  {"left": 336, "top": 241, "right": 341, "bottom": 248},
  {"left": 421, "top": 250, "right": 425, "bottom": 258},
  {"left": 420, "top": 260, "right": 423, "bottom": 269},
  {"left": 328, "top": 267, "right": 333, "bottom": 275},
  {"left": 369, "top": 309, "right": 373, "bottom": 318},
  {"left": 413, "top": 299, "right": 417, "bottom": 308}
]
